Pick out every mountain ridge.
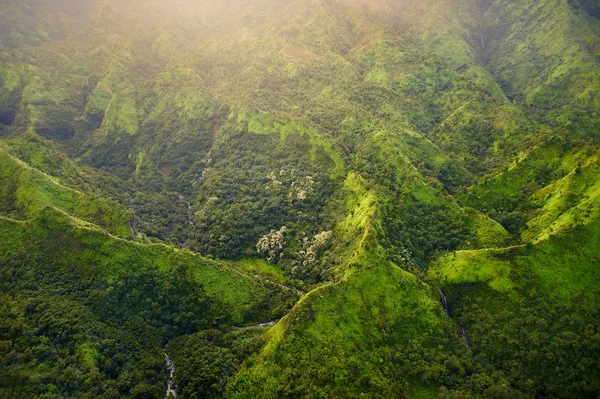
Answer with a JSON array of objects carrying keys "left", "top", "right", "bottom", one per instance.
[{"left": 1, "top": 0, "right": 599, "bottom": 398}]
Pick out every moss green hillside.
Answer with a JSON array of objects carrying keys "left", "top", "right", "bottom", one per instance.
[
  {"left": 428, "top": 216, "right": 600, "bottom": 397},
  {"left": 0, "top": 148, "right": 132, "bottom": 237},
  {"left": 226, "top": 259, "right": 452, "bottom": 399},
  {"left": 224, "top": 175, "right": 457, "bottom": 398},
  {"left": 0, "top": 0, "right": 599, "bottom": 398},
  {"left": 0, "top": 207, "right": 296, "bottom": 398}
]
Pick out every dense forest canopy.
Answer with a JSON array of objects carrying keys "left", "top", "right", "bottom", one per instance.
[{"left": 1, "top": 0, "right": 600, "bottom": 398}]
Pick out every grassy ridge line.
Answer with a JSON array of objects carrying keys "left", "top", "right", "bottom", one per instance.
[
  {"left": 0, "top": 204, "right": 268, "bottom": 288},
  {"left": 224, "top": 171, "right": 380, "bottom": 331},
  {"left": 526, "top": 151, "right": 600, "bottom": 242},
  {"left": 0, "top": 206, "right": 285, "bottom": 324},
  {"left": 534, "top": 184, "right": 600, "bottom": 241},
  {"left": 485, "top": 0, "right": 600, "bottom": 135},
  {"left": 0, "top": 205, "right": 297, "bottom": 397},
  {"left": 427, "top": 169, "right": 600, "bottom": 292},
  {"left": 430, "top": 211, "right": 600, "bottom": 305},
  {"left": 427, "top": 217, "right": 600, "bottom": 397},
  {"left": 0, "top": 132, "right": 85, "bottom": 185},
  {"left": 226, "top": 255, "right": 450, "bottom": 398},
  {"left": 0, "top": 148, "right": 133, "bottom": 238},
  {"left": 458, "top": 136, "right": 600, "bottom": 242},
  {"left": 224, "top": 173, "right": 455, "bottom": 397},
  {"left": 431, "top": 163, "right": 600, "bottom": 295}
]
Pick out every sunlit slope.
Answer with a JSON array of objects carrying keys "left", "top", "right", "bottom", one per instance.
[
  {"left": 225, "top": 174, "right": 462, "bottom": 398},
  {"left": 431, "top": 140, "right": 600, "bottom": 309},
  {"left": 427, "top": 148, "right": 600, "bottom": 398},
  {"left": 0, "top": 133, "right": 133, "bottom": 237},
  {"left": 428, "top": 215, "right": 600, "bottom": 398},
  {"left": 0, "top": 0, "right": 595, "bottom": 218},
  {"left": 484, "top": 0, "right": 600, "bottom": 136},
  {"left": 227, "top": 261, "right": 454, "bottom": 399},
  {"left": 0, "top": 207, "right": 296, "bottom": 398},
  {"left": 1, "top": 207, "right": 289, "bottom": 323},
  {"left": 0, "top": 0, "right": 599, "bottom": 397},
  {"left": 0, "top": 0, "right": 539, "bottom": 176}
]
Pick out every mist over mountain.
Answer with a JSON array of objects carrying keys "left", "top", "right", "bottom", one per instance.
[{"left": 1, "top": 0, "right": 599, "bottom": 398}]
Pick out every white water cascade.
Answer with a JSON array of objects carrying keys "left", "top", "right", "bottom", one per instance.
[
  {"left": 439, "top": 290, "right": 450, "bottom": 317},
  {"left": 164, "top": 350, "right": 176, "bottom": 399},
  {"left": 439, "top": 290, "right": 471, "bottom": 345}
]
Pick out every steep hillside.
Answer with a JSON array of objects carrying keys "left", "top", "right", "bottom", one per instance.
[
  {"left": 0, "top": 207, "right": 297, "bottom": 398},
  {"left": 0, "top": 0, "right": 599, "bottom": 398}
]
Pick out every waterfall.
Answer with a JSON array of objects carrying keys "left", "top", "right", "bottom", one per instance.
[
  {"left": 186, "top": 201, "right": 194, "bottom": 227},
  {"left": 439, "top": 290, "right": 471, "bottom": 345},
  {"left": 439, "top": 290, "right": 450, "bottom": 317},
  {"left": 164, "top": 351, "right": 176, "bottom": 399}
]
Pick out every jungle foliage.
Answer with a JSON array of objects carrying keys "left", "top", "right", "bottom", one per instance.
[{"left": 1, "top": 0, "right": 600, "bottom": 397}]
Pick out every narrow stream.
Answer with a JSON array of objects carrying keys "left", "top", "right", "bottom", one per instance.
[{"left": 164, "top": 350, "right": 176, "bottom": 399}]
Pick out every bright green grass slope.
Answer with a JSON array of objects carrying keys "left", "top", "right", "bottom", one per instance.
[
  {"left": 0, "top": 0, "right": 598, "bottom": 397},
  {"left": 0, "top": 207, "right": 296, "bottom": 398},
  {"left": 430, "top": 214, "right": 600, "bottom": 308},
  {"left": 428, "top": 212, "right": 600, "bottom": 397},
  {"left": 485, "top": 0, "right": 600, "bottom": 136},
  {"left": 226, "top": 253, "right": 453, "bottom": 399},
  {"left": 221, "top": 175, "right": 460, "bottom": 398},
  {"left": 0, "top": 136, "right": 133, "bottom": 238},
  {"left": 0, "top": 207, "right": 287, "bottom": 324},
  {"left": 459, "top": 137, "right": 600, "bottom": 241}
]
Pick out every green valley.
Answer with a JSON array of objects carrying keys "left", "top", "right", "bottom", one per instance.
[{"left": 0, "top": 0, "right": 599, "bottom": 398}]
